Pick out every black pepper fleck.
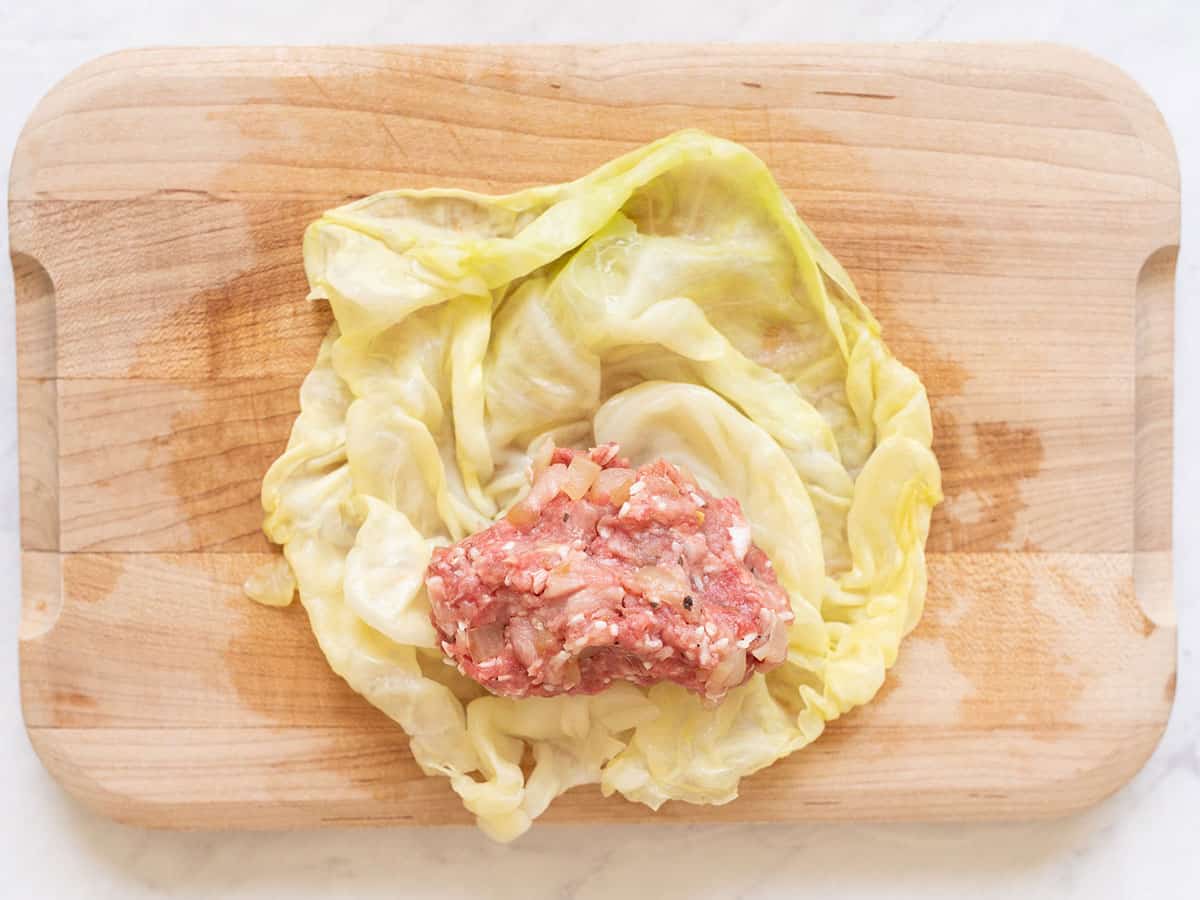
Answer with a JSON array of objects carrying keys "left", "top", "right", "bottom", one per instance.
[
  {"left": 683, "top": 595, "right": 694, "bottom": 610},
  {"left": 562, "top": 512, "right": 569, "bottom": 522}
]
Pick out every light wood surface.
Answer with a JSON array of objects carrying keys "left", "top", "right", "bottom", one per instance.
[{"left": 11, "top": 44, "right": 1178, "bottom": 828}]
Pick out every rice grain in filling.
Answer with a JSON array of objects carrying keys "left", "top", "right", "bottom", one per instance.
[{"left": 425, "top": 444, "right": 795, "bottom": 702}]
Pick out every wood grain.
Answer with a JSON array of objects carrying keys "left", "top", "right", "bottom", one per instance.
[{"left": 11, "top": 44, "right": 1177, "bottom": 828}]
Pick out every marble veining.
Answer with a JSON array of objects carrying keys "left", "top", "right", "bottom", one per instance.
[{"left": 1, "top": 1, "right": 1196, "bottom": 896}]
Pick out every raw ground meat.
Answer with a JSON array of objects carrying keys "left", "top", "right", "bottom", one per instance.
[{"left": 425, "top": 444, "right": 794, "bottom": 702}]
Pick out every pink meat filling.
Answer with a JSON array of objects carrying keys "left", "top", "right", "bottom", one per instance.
[{"left": 425, "top": 444, "right": 794, "bottom": 702}]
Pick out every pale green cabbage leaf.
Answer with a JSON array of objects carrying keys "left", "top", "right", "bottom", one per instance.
[{"left": 255, "top": 130, "right": 941, "bottom": 840}]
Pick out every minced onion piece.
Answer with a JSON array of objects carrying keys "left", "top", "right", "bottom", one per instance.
[
  {"left": 564, "top": 456, "right": 602, "bottom": 500},
  {"left": 508, "top": 618, "right": 558, "bottom": 668},
  {"left": 543, "top": 567, "right": 589, "bottom": 600},
  {"left": 706, "top": 648, "right": 748, "bottom": 696},
  {"left": 467, "top": 623, "right": 507, "bottom": 660},
  {"left": 588, "top": 467, "right": 635, "bottom": 505},
  {"left": 627, "top": 565, "right": 690, "bottom": 606},
  {"left": 751, "top": 619, "right": 790, "bottom": 663},
  {"left": 507, "top": 463, "right": 568, "bottom": 526}
]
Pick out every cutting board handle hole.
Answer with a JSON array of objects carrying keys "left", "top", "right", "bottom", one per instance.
[{"left": 1133, "top": 243, "right": 1177, "bottom": 628}]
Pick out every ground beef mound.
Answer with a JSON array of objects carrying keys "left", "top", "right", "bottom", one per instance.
[{"left": 425, "top": 444, "right": 794, "bottom": 702}]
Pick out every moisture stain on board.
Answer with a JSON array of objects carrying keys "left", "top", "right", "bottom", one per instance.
[
  {"left": 124, "top": 196, "right": 334, "bottom": 551},
  {"left": 224, "top": 575, "right": 430, "bottom": 808},
  {"left": 879, "top": 316, "right": 1057, "bottom": 728},
  {"left": 881, "top": 315, "right": 1046, "bottom": 553},
  {"left": 223, "top": 599, "right": 379, "bottom": 727},
  {"left": 35, "top": 191, "right": 337, "bottom": 554},
  {"left": 169, "top": 221, "right": 411, "bottom": 795},
  {"left": 921, "top": 555, "right": 1083, "bottom": 730},
  {"left": 128, "top": 198, "right": 333, "bottom": 381},
  {"left": 1051, "top": 564, "right": 1156, "bottom": 638},
  {"left": 67, "top": 552, "right": 124, "bottom": 605},
  {"left": 149, "top": 179, "right": 432, "bottom": 801},
  {"left": 937, "top": 421, "right": 1046, "bottom": 552},
  {"left": 51, "top": 690, "right": 98, "bottom": 711}
]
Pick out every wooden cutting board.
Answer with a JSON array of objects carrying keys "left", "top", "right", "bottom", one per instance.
[{"left": 12, "top": 44, "right": 1177, "bottom": 828}]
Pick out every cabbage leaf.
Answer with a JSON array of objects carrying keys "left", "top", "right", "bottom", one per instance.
[{"left": 255, "top": 130, "right": 941, "bottom": 840}]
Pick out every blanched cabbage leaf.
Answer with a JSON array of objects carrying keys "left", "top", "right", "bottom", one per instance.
[{"left": 254, "top": 130, "right": 941, "bottom": 839}]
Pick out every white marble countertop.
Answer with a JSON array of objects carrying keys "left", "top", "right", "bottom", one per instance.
[{"left": 2, "top": 2, "right": 1196, "bottom": 897}]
